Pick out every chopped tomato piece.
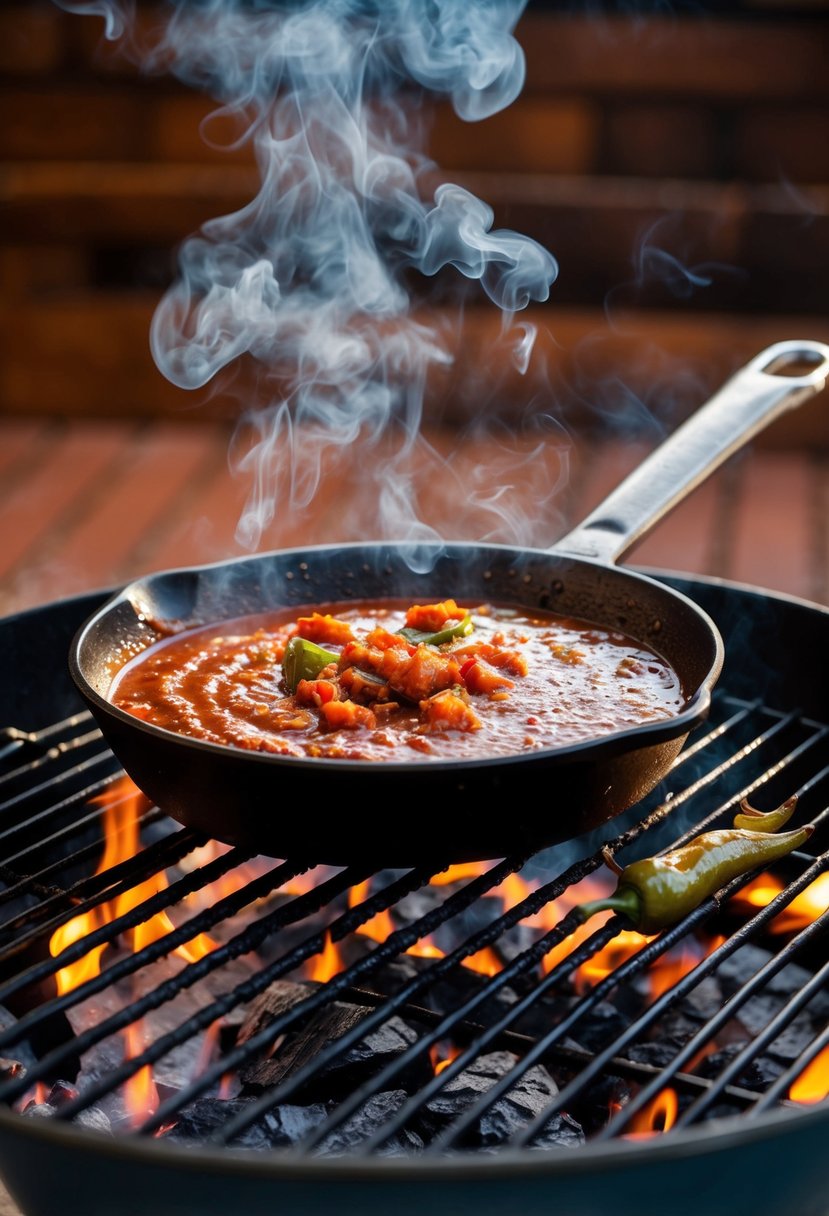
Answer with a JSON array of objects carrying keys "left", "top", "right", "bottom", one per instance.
[
  {"left": 295, "top": 678, "right": 338, "bottom": 707},
  {"left": 339, "top": 666, "right": 390, "bottom": 703},
  {"left": 384, "top": 644, "right": 463, "bottom": 702},
  {"left": 463, "top": 661, "right": 515, "bottom": 695},
  {"left": 419, "top": 689, "right": 481, "bottom": 733},
  {"left": 320, "top": 699, "right": 377, "bottom": 730},
  {"left": 366, "top": 626, "right": 413, "bottom": 653},
  {"left": 295, "top": 613, "right": 355, "bottom": 646},
  {"left": 454, "top": 642, "right": 528, "bottom": 677},
  {"left": 339, "top": 640, "right": 385, "bottom": 674},
  {"left": 404, "top": 599, "right": 466, "bottom": 632}
]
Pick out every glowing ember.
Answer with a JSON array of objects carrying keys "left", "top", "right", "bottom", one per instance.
[{"left": 789, "top": 1046, "right": 829, "bottom": 1105}]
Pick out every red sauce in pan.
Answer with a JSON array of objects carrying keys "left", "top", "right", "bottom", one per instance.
[
  {"left": 110, "top": 598, "right": 685, "bottom": 758},
  {"left": 109, "top": 599, "right": 687, "bottom": 762}
]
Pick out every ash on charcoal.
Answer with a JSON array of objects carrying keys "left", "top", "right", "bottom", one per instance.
[
  {"left": 419, "top": 1050, "right": 584, "bottom": 1149},
  {"left": 626, "top": 1041, "right": 683, "bottom": 1070},
  {"left": 22, "top": 1080, "right": 112, "bottom": 1135},
  {"left": 316, "top": 1089, "right": 424, "bottom": 1157},
  {"left": 162, "top": 1097, "right": 329, "bottom": 1150}
]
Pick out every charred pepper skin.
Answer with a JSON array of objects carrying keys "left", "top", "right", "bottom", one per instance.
[{"left": 579, "top": 797, "right": 813, "bottom": 934}]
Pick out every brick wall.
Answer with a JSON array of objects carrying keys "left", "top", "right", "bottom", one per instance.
[{"left": 1, "top": 1, "right": 827, "bottom": 443}]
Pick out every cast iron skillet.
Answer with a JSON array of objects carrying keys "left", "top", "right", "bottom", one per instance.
[{"left": 69, "top": 340, "right": 829, "bottom": 865}]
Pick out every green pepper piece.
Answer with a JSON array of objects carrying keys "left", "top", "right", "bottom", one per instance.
[
  {"left": 577, "top": 822, "right": 814, "bottom": 935},
  {"left": 732, "top": 794, "right": 798, "bottom": 833},
  {"left": 282, "top": 637, "right": 338, "bottom": 694},
  {"left": 398, "top": 613, "right": 474, "bottom": 646}
]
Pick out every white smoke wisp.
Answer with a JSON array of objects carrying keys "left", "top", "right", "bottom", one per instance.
[{"left": 61, "top": 0, "right": 559, "bottom": 558}]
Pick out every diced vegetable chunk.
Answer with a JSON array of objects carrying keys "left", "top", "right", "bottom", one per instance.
[
  {"left": 295, "top": 613, "right": 355, "bottom": 645},
  {"left": 419, "top": 689, "right": 481, "bottom": 733}
]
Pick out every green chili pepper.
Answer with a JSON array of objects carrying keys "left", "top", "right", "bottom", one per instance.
[
  {"left": 732, "top": 794, "right": 797, "bottom": 833},
  {"left": 397, "top": 613, "right": 474, "bottom": 646},
  {"left": 578, "top": 797, "right": 812, "bottom": 934},
  {"left": 282, "top": 637, "right": 338, "bottom": 694}
]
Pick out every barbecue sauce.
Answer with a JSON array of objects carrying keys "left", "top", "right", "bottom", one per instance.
[{"left": 108, "top": 599, "right": 686, "bottom": 762}]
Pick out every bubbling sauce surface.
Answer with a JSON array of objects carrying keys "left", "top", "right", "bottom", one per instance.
[{"left": 109, "top": 599, "right": 687, "bottom": 762}]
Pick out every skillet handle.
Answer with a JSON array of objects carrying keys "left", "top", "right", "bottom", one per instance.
[{"left": 553, "top": 339, "right": 829, "bottom": 565}]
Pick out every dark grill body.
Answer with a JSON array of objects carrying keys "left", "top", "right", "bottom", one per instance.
[{"left": 0, "top": 574, "right": 827, "bottom": 1216}]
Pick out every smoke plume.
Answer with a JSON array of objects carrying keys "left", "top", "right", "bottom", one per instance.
[{"left": 61, "top": 1, "right": 559, "bottom": 555}]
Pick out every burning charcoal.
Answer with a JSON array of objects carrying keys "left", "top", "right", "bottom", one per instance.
[
  {"left": 315, "top": 1015, "right": 429, "bottom": 1093},
  {"left": 0, "top": 1004, "right": 55, "bottom": 1077},
  {"left": 694, "top": 1045, "right": 785, "bottom": 1091},
  {"left": 237, "top": 997, "right": 423, "bottom": 1104},
  {"left": 0, "top": 1057, "right": 26, "bottom": 1082},
  {"left": 316, "top": 1090, "right": 424, "bottom": 1156},
  {"left": 236, "top": 980, "right": 311, "bottom": 1046},
  {"left": 419, "top": 1050, "right": 584, "bottom": 1149},
  {"left": 626, "top": 1041, "right": 682, "bottom": 1070},
  {"left": 717, "top": 945, "right": 829, "bottom": 1017},
  {"left": 22, "top": 1082, "right": 112, "bottom": 1135},
  {"left": 161, "top": 1097, "right": 329, "bottom": 1150},
  {"left": 569, "top": 1074, "right": 632, "bottom": 1138}
]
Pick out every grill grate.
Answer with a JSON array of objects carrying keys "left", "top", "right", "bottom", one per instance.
[{"left": 0, "top": 690, "right": 826, "bottom": 1156}]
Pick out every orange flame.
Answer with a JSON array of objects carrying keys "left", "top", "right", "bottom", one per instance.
[
  {"left": 732, "top": 873, "right": 829, "bottom": 935},
  {"left": 349, "top": 879, "right": 395, "bottom": 943},
  {"left": 48, "top": 778, "right": 216, "bottom": 997},
  {"left": 626, "top": 1088, "right": 678, "bottom": 1137},
  {"left": 122, "top": 1020, "right": 158, "bottom": 1127},
  {"left": 462, "top": 946, "right": 503, "bottom": 977},
  {"left": 789, "top": 1046, "right": 829, "bottom": 1105},
  {"left": 430, "top": 1041, "right": 461, "bottom": 1075},
  {"left": 309, "top": 930, "right": 344, "bottom": 982},
  {"left": 430, "top": 862, "right": 490, "bottom": 887},
  {"left": 574, "top": 929, "right": 653, "bottom": 994}
]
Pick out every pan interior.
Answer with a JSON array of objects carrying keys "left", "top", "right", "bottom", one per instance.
[{"left": 74, "top": 541, "right": 722, "bottom": 737}]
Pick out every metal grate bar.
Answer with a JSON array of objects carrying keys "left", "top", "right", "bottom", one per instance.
[
  {"left": 0, "top": 851, "right": 307, "bottom": 1067},
  {"left": 341, "top": 987, "right": 768, "bottom": 1108},
  {"left": 0, "top": 713, "right": 96, "bottom": 768},
  {"left": 669, "top": 698, "right": 763, "bottom": 766},
  {"left": 210, "top": 793, "right": 694, "bottom": 1148},
  {"left": 674, "top": 948, "right": 829, "bottom": 1127},
  {"left": 50, "top": 861, "right": 433, "bottom": 1125},
  {"left": 0, "top": 830, "right": 218, "bottom": 1006},
  {"left": 499, "top": 853, "right": 829, "bottom": 1152},
  {"left": 595, "top": 909, "right": 829, "bottom": 1137},
  {"left": 655, "top": 722, "right": 827, "bottom": 853},
  {"left": 0, "top": 817, "right": 191, "bottom": 933},
  {"left": 130, "top": 857, "right": 535, "bottom": 1135},
  {"left": 0, "top": 750, "right": 120, "bottom": 824},
  {"left": 0, "top": 727, "right": 102, "bottom": 791},
  {"left": 0, "top": 771, "right": 127, "bottom": 869},
  {"left": 749, "top": 1022, "right": 829, "bottom": 1115}
]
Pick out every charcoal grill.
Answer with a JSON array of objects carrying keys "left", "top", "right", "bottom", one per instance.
[{"left": 0, "top": 575, "right": 827, "bottom": 1216}]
